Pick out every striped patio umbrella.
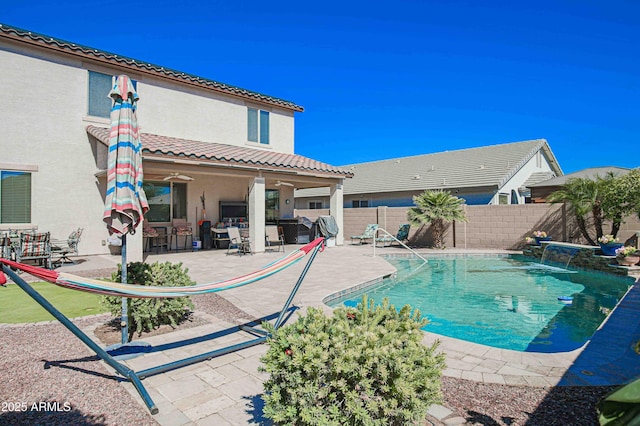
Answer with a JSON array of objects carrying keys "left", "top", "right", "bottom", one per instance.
[
  {"left": 103, "top": 75, "right": 148, "bottom": 345},
  {"left": 103, "top": 75, "right": 148, "bottom": 234}
]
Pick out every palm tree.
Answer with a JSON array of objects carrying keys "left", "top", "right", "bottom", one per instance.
[
  {"left": 547, "top": 177, "right": 604, "bottom": 245},
  {"left": 408, "top": 190, "right": 467, "bottom": 248},
  {"left": 549, "top": 171, "right": 640, "bottom": 245}
]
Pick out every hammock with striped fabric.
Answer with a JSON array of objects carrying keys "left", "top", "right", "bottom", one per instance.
[{"left": 0, "top": 237, "right": 325, "bottom": 298}]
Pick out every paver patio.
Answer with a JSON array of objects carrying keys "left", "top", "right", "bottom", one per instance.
[{"left": 47, "top": 242, "right": 640, "bottom": 424}]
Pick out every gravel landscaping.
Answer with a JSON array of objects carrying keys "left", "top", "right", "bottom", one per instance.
[
  {"left": 440, "top": 377, "right": 613, "bottom": 425},
  {"left": 0, "top": 278, "right": 616, "bottom": 425}
]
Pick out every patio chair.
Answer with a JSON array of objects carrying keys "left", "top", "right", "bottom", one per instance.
[
  {"left": 350, "top": 224, "right": 378, "bottom": 245},
  {"left": 265, "top": 225, "right": 285, "bottom": 252},
  {"left": 143, "top": 226, "right": 169, "bottom": 253},
  {"left": 0, "top": 231, "right": 11, "bottom": 259},
  {"left": 51, "top": 227, "right": 83, "bottom": 266},
  {"left": 227, "top": 227, "right": 252, "bottom": 256},
  {"left": 171, "top": 219, "right": 193, "bottom": 251},
  {"left": 376, "top": 224, "right": 411, "bottom": 247},
  {"left": 15, "top": 231, "right": 52, "bottom": 269}
]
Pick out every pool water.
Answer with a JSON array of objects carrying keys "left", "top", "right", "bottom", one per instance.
[{"left": 328, "top": 255, "right": 632, "bottom": 353}]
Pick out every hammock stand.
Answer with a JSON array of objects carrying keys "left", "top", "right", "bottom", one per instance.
[{"left": 0, "top": 237, "right": 325, "bottom": 415}]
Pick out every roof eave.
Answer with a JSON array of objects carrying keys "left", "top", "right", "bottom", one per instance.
[
  {"left": 143, "top": 153, "right": 351, "bottom": 179},
  {"left": 0, "top": 23, "right": 304, "bottom": 112},
  {"left": 496, "top": 139, "right": 562, "bottom": 188},
  {"left": 86, "top": 126, "right": 351, "bottom": 179}
]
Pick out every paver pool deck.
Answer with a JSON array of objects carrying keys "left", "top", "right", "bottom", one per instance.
[{"left": 52, "top": 243, "right": 640, "bottom": 425}]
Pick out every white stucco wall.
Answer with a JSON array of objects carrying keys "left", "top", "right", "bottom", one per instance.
[
  {"left": 491, "top": 151, "right": 555, "bottom": 205},
  {"left": 0, "top": 40, "right": 298, "bottom": 256},
  {"left": 0, "top": 45, "right": 110, "bottom": 255},
  {"left": 137, "top": 77, "right": 295, "bottom": 154}
]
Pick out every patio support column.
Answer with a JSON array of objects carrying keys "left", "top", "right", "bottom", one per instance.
[
  {"left": 249, "top": 177, "right": 265, "bottom": 253},
  {"left": 329, "top": 181, "right": 344, "bottom": 245}
]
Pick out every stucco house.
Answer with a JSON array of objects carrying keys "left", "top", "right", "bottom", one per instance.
[
  {"left": 0, "top": 23, "right": 351, "bottom": 260},
  {"left": 295, "top": 139, "right": 562, "bottom": 209},
  {"left": 527, "top": 166, "right": 631, "bottom": 203}
]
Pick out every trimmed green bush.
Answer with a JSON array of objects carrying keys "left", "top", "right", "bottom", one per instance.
[
  {"left": 260, "top": 296, "right": 446, "bottom": 425},
  {"left": 100, "top": 261, "right": 194, "bottom": 341}
]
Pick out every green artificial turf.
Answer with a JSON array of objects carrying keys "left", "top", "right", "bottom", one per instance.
[{"left": 0, "top": 282, "right": 108, "bottom": 323}]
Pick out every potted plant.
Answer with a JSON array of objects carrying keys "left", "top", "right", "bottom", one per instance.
[
  {"left": 614, "top": 246, "right": 640, "bottom": 266},
  {"left": 532, "top": 230, "right": 551, "bottom": 246},
  {"left": 598, "top": 235, "right": 624, "bottom": 256}
]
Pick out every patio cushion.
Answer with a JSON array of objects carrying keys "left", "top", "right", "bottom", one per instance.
[{"left": 22, "top": 232, "right": 49, "bottom": 256}]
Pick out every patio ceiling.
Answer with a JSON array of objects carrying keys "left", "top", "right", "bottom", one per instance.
[{"left": 87, "top": 126, "right": 352, "bottom": 182}]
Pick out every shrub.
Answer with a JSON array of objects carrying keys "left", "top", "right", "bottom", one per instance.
[
  {"left": 259, "top": 296, "right": 446, "bottom": 425},
  {"left": 100, "top": 261, "right": 195, "bottom": 341}
]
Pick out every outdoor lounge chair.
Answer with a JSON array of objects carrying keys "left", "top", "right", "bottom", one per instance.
[
  {"left": 265, "top": 225, "right": 285, "bottom": 252},
  {"left": 350, "top": 224, "right": 378, "bottom": 245},
  {"left": 15, "top": 231, "right": 52, "bottom": 269},
  {"left": 51, "top": 227, "right": 83, "bottom": 266},
  {"left": 227, "top": 227, "right": 252, "bottom": 255},
  {"left": 376, "top": 224, "right": 411, "bottom": 247}
]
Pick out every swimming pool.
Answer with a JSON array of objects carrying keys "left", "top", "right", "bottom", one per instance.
[{"left": 327, "top": 255, "right": 633, "bottom": 353}]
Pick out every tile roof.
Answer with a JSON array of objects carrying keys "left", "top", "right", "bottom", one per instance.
[
  {"left": 527, "top": 166, "right": 631, "bottom": 187},
  {"left": 521, "top": 171, "right": 557, "bottom": 188},
  {"left": 0, "top": 23, "right": 303, "bottom": 112},
  {"left": 86, "top": 126, "right": 352, "bottom": 178},
  {"left": 296, "top": 139, "right": 562, "bottom": 197}
]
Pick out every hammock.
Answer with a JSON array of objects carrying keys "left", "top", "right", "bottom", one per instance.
[
  {"left": 0, "top": 237, "right": 326, "bottom": 415},
  {"left": 0, "top": 237, "right": 325, "bottom": 298}
]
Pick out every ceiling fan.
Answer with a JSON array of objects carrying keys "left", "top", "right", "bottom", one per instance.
[
  {"left": 163, "top": 172, "right": 194, "bottom": 181},
  {"left": 275, "top": 180, "right": 294, "bottom": 187}
]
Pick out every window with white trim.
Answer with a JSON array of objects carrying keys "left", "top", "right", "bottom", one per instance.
[
  {"left": 248, "top": 108, "right": 270, "bottom": 144},
  {"left": 1, "top": 171, "right": 31, "bottom": 223},
  {"left": 309, "top": 201, "right": 323, "bottom": 209},
  {"left": 352, "top": 200, "right": 369, "bottom": 208}
]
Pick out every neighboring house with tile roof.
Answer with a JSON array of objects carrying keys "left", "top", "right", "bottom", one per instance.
[
  {"left": 0, "top": 23, "right": 351, "bottom": 258},
  {"left": 527, "top": 166, "right": 631, "bottom": 203},
  {"left": 295, "top": 139, "right": 563, "bottom": 209}
]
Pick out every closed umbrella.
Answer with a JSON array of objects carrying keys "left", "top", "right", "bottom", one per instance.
[{"left": 103, "top": 75, "right": 148, "bottom": 345}]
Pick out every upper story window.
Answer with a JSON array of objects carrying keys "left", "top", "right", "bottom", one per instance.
[
  {"left": 88, "top": 71, "right": 137, "bottom": 118},
  {"left": 88, "top": 71, "right": 113, "bottom": 118},
  {"left": 352, "top": 200, "right": 369, "bottom": 208},
  {"left": 1, "top": 171, "right": 31, "bottom": 224},
  {"left": 248, "top": 108, "right": 270, "bottom": 144},
  {"left": 309, "top": 201, "right": 323, "bottom": 209}
]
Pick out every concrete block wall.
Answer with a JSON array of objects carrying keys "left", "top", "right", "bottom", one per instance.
[
  {"left": 295, "top": 205, "right": 640, "bottom": 249},
  {"left": 294, "top": 209, "right": 329, "bottom": 222},
  {"left": 461, "top": 204, "right": 566, "bottom": 249},
  {"left": 618, "top": 218, "right": 640, "bottom": 248},
  {"left": 344, "top": 209, "right": 378, "bottom": 240}
]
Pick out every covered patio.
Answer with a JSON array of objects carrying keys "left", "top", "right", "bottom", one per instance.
[{"left": 88, "top": 126, "right": 352, "bottom": 261}]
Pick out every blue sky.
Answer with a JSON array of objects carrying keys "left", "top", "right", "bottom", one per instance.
[{"left": 5, "top": 0, "right": 639, "bottom": 173}]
